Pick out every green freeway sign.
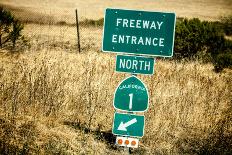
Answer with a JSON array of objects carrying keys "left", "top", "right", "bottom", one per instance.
[
  {"left": 114, "top": 76, "right": 149, "bottom": 112},
  {"left": 102, "top": 8, "right": 176, "bottom": 57},
  {"left": 116, "top": 55, "right": 155, "bottom": 75},
  {"left": 112, "top": 112, "right": 145, "bottom": 137}
]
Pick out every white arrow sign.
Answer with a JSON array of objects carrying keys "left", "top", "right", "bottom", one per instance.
[{"left": 117, "top": 118, "right": 137, "bottom": 131}]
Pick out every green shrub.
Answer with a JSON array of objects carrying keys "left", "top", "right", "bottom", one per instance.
[
  {"left": 174, "top": 17, "right": 232, "bottom": 72},
  {"left": 220, "top": 14, "right": 232, "bottom": 36},
  {"left": 80, "top": 18, "right": 104, "bottom": 27},
  {"left": 210, "top": 38, "right": 232, "bottom": 72},
  {"left": 174, "top": 18, "right": 224, "bottom": 59},
  {"left": 0, "top": 7, "right": 24, "bottom": 49},
  {"left": 214, "top": 50, "right": 232, "bottom": 72}
]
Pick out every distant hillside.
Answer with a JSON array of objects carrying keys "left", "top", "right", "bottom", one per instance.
[{"left": 1, "top": 0, "right": 232, "bottom": 23}]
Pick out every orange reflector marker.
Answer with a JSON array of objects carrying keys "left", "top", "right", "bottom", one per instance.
[
  {"left": 117, "top": 139, "right": 123, "bottom": 145},
  {"left": 131, "top": 140, "right": 136, "bottom": 146},
  {"left": 116, "top": 136, "right": 139, "bottom": 148},
  {"left": 125, "top": 140, "right": 130, "bottom": 145}
]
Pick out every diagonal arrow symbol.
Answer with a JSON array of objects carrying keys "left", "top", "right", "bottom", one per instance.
[{"left": 117, "top": 118, "right": 137, "bottom": 131}]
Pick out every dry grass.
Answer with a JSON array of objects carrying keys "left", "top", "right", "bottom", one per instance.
[
  {"left": 0, "top": 23, "right": 231, "bottom": 154},
  {"left": 1, "top": 0, "right": 232, "bottom": 23}
]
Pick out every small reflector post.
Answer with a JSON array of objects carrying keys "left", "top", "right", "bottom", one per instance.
[{"left": 116, "top": 136, "right": 139, "bottom": 148}]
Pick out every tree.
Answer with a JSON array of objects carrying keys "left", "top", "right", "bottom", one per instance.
[{"left": 0, "top": 7, "right": 24, "bottom": 48}]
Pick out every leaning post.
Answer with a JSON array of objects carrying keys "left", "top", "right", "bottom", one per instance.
[{"left": 75, "top": 9, "right": 81, "bottom": 53}]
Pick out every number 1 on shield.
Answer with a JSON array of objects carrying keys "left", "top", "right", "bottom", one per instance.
[{"left": 129, "top": 93, "right": 133, "bottom": 110}]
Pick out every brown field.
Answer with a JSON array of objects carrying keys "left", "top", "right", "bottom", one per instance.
[
  {"left": 0, "top": 23, "right": 231, "bottom": 154},
  {"left": 0, "top": 1, "right": 232, "bottom": 154}
]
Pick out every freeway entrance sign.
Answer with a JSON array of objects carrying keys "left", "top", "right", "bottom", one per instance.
[
  {"left": 114, "top": 76, "right": 149, "bottom": 112},
  {"left": 102, "top": 8, "right": 176, "bottom": 57},
  {"left": 116, "top": 55, "right": 155, "bottom": 75},
  {"left": 112, "top": 112, "right": 145, "bottom": 137}
]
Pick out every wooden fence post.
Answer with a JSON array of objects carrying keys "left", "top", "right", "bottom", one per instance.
[{"left": 75, "top": 9, "right": 81, "bottom": 53}]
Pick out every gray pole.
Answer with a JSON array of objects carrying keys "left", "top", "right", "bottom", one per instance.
[
  {"left": 124, "top": 147, "right": 130, "bottom": 155},
  {"left": 75, "top": 9, "right": 81, "bottom": 53}
]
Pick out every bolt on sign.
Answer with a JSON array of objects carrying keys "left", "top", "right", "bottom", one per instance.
[
  {"left": 102, "top": 8, "right": 176, "bottom": 57},
  {"left": 114, "top": 76, "right": 149, "bottom": 112},
  {"left": 112, "top": 112, "right": 145, "bottom": 137},
  {"left": 116, "top": 55, "right": 155, "bottom": 75}
]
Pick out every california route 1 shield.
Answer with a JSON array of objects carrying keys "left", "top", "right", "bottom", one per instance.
[{"left": 114, "top": 76, "right": 149, "bottom": 112}]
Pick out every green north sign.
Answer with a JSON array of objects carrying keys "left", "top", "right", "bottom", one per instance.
[
  {"left": 114, "top": 76, "right": 149, "bottom": 112},
  {"left": 112, "top": 112, "right": 145, "bottom": 137},
  {"left": 102, "top": 8, "right": 176, "bottom": 57},
  {"left": 116, "top": 55, "right": 155, "bottom": 75}
]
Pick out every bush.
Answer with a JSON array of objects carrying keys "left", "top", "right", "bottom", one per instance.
[
  {"left": 174, "top": 18, "right": 224, "bottom": 59},
  {"left": 210, "top": 38, "right": 232, "bottom": 72},
  {"left": 0, "top": 7, "right": 24, "bottom": 49},
  {"left": 174, "top": 17, "right": 232, "bottom": 71},
  {"left": 220, "top": 15, "right": 232, "bottom": 36},
  {"left": 214, "top": 50, "right": 232, "bottom": 72},
  {"left": 80, "top": 18, "right": 104, "bottom": 27}
]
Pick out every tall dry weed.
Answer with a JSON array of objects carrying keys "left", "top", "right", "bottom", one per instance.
[{"left": 0, "top": 24, "right": 231, "bottom": 154}]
